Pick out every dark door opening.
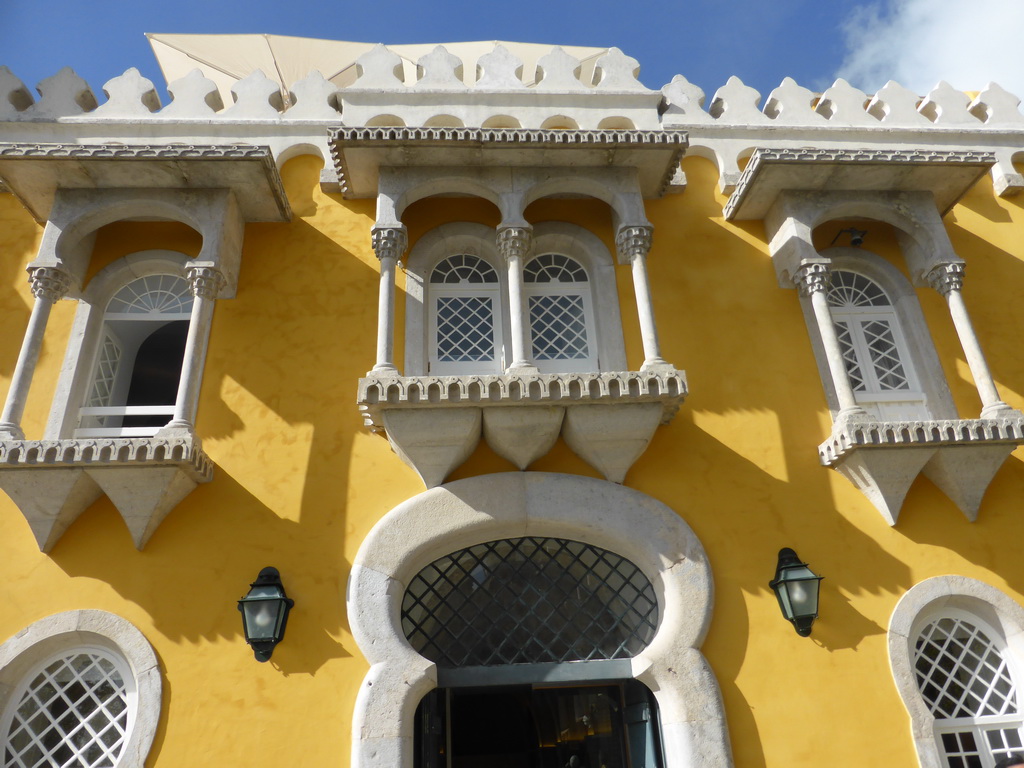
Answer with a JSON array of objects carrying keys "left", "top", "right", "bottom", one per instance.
[{"left": 415, "top": 681, "right": 662, "bottom": 768}]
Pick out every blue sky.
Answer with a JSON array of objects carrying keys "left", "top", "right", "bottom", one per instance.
[{"left": 2, "top": 0, "right": 1022, "bottom": 104}]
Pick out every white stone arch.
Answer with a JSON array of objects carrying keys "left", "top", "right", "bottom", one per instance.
[
  {"left": 529, "top": 221, "right": 627, "bottom": 371},
  {"left": 394, "top": 177, "right": 502, "bottom": 222},
  {"left": 47, "top": 250, "right": 194, "bottom": 438},
  {"left": 522, "top": 173, "right": 648, "bottom": 227},
  {"left": 890, "top": 576, "right": 1024, "bottom": 768},
  {"left": 275, "top": 141, "right": 326, "bottom": 167},
  {"left": 0, "top": 610, "right": 162, "bottom": 768},
  {"left": 803, "top": 246, "right": 956, "bottom": 420},
  {"left": 404, "top": 222, "right": 511, "bottom": 376},
  {"left": 348, "top": 472, "right": 732, "bottom": 768}
]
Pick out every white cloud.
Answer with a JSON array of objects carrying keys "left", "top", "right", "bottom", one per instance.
[{"left": 837, "top": 0, "right": 1024, "bottom": 97}]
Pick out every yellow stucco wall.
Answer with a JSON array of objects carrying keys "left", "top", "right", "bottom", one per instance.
[{"left": 1, "top": 152, "right": 1023, "bottom": 767}]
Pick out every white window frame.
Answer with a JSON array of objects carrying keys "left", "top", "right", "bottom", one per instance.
[
  {"left": 890, "top": 577, "right": 1024, "bottom": 768},
  {"left": 0, "top": 611, "right": 161, "bottom": 768},
  {"left": 47, "top": 250, "right": 196, "bottom": 440},
  {"left": 801, "top": 247, "right": 958, "bottom": 422},
  {"left": 427, "top": 254, "right": 505, "bottom": 375},
  {"left": 524, "top": 253, "right": 599, "bottom": 374},
  {"left": 405, "top": 221, "right": 626, "bottom": 377}
]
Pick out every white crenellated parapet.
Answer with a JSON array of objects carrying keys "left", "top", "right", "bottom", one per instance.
[
  {"left": 414, "top": 46, "right": 465, "bottom": 91},
  {"left": 24, "top": 67, "right": 96, "bottom": 119},
  {"left": 475, "top": 45, "right": 527, "bottom": 90},
  {"left": 815, "top": 79, "right": 877, "bottom": 125},
  {"left": 91, "top": 68, "right": 161, "bottom": 117},
  {"left": 286, "top": 71, "right": 341, "bottom": 118},
  {"left": 867, "top": 81, "right": 933, "bottom": 126},
  {"left": 162, "top": 69, "right": 224, "bottom": 116},
  {"left": 535, "top": 47, "right": 585, "bottom": 91},
  {"left": 918, "top": 81, "right": 975, "bottom": 125},
  {"left": 223, "top": 70, "right": 285, "bottom": 118},
  {"left": 763, "top": 77, "right": 825, "bottom": 124},
  {"left": 0, "top": 67, "right": 34, "bottom": 120},
  {"left": 661, "top": 75, "right": 711, "bottom": 125},
  {"left": 709, "top": 76, "right": 769, "bottom": 123}
]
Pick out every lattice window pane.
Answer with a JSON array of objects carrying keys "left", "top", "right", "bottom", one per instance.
[
  {"left": 862, "top": 319, "right": 911, "bottom": 391},
  {"left": 402, "top": 537, "right": 658, "bottom": 668},
  {"left": 107, "top": 274, "right": 193, "bottom": 315},
  {"left": 915, "top": 618, "right": 1018, "bottom": 719},
  {"left": 4, "top": 651, "right": 129, "bottom": 768},
  {"left": 524, "top": 254, "right": 588, "bottom": 284},
  {"left": 941, "top": 731, "right": 984, "bottom": 768},
  {"left": 834, "top": 321, "right": 866, "bottom": 391},
  {"left": 430, "top": 255, "right": 498, "bottom": 284},
  {"left": 530, "top": 295, "right": 590, "bottom": 361},
  {"left": 827, "top": 270, "right": 890, "bottom": 308},
  {"left": 436, "top": 296, "right": 496, "bottom": 362},
  {"left": 86, "top": 334, "right": 122, "bottom": 410}
]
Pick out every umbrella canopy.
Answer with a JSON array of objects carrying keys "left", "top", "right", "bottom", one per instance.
[{"left": 147, "top": 34, "right": 610, "bottom": 106}]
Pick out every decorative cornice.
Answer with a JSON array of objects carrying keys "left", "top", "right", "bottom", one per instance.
[
  {"left": 330, "top": 126, "right": 690, "bottom": 148},
  {"left": 496, "top": 226, "right": 534, "bottom": 263},
  {"left": 794, "top": 261, "right": 830, "bottom": 296},
  {"left": 186, "top": 266, "right": 226, "bottom": 301},
  {"left": 926, "top": 262, "right": 965, "bottom": 295},
  {"left": 724, "top": 146, "right": 996, "bottom": 220},
  {"left": 0, "top": 436, "right": 214, "bottom": 480},
  {"left": 0, "top": 142, "right": 275, "bottom": 160},
  {"left": 370, "top": 226, "right": 409, "bottom": 262},
  {"left": 28, "top": 267, "right": 70, "bottom": 302},
  {"left": 615, "top": 225, "right": 654, "bottom": 262},
  {"left": 818, "top": 416, "right": 1024, "bottom": 466},
  {"left": 357, "top": 369, "right": 688, "bottom": 430}
]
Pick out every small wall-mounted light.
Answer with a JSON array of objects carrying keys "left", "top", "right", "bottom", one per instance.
[
  {"left": 830, "top": 227, "right": 867, "bottom": 247},
  {"left": 237, "top": 567, "right": 294, "bottom": 662},
  {"left": 768, "top": 548, "right": 823, "bottom": 637}
]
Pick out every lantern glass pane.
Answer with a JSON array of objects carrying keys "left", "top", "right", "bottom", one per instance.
[{"left": 242, "top": 599, "right": 281, "bottom": 641}]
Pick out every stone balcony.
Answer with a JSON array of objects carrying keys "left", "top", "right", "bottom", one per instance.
[
  {"left": 0, "top": 434, "right": 213, "bottom": 551},
  {"left": 818, "top": 414, "right": 1024, "bottom": 524},
  {"left": 357, "top": 369, "right": 687, "bottom": 487}
]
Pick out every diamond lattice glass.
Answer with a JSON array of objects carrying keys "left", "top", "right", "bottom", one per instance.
[
  {"left": 4, "top": 651, "right": 129, "bottom": 768},
  {"left": 402, "top": 537, "right": 658, "bottom": 668}
]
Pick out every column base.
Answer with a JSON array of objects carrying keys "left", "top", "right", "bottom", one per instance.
[
  {"left": 981, "top": 401, "right": 1017, "bottom": 419},
  {"left": 155, "top": 421, "right": 196, "bottom": 440},
  {"left": 836, "top": 406, "right": 871, "bottom": 423},
  {"left": 506, "top": 362, "right": 539, "bottom": 374},
  {"left": 371, "top": 363, "right": 400, "bottom": 376},
  {"left": 0, "top": 422, "right": 25, "bottom": 441},
  {"left": 640, "top": 357, "right": 676, "bottom": 373}
]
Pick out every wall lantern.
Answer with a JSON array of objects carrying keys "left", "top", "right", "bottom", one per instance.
[
  {"left": 237, "top": 567, "right": 294, "bottom": 662},
  {"left": 768, "top": 548, "right": 823, "bottom": 637}
]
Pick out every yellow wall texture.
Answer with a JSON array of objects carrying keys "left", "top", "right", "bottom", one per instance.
[{"left": 0, "top": 152, "right": 1023, "bottom": 767}]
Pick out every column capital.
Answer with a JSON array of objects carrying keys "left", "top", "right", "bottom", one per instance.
[
  {"left": 370, "top": 226, "right": 408, "bottom": 262},
  {"left": 28, "top": 267, "right": 70, "bottom": 303},
  {"left": 186, "top": 266, "right": 226, "bottom": 300},
  {"left": 794, "top": 261, "right": 831, "bottom": 297},
  {"left": 616, "top": 225, "right": 653, "bottom": 262},
  {"left": 926, "top": 262, "right": 965, "bottom": 296},
  {"left": 496, "top": 225, "right": 533, "bottom": 264}
]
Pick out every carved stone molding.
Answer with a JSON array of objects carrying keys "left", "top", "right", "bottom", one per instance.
[
  {"left": 186, "top": 266, "right": 226, "bottom": 300},
  {"left": 28, "top": 267, "right": 70, "bottom": 302},
  {"left": 496, "top": 226, "right": 533, "bottom": 263},
  {"left": 370, "top": 226, "right": 408, "bottom": 262},
  {"left": 926, "top": 262, "right": 965, "bottom": 295},
  {"left": 818, "top": 415, "right": 1024, "bottom": 524},
  {"left": 358, "top": 370, "right": 687, "bottom": 486},
  {"left": 0, "top": 435, "right": 213, "bottom": 551},
  {"left": 615, "top": 225, "right": 654, "bottom": 263},
  {"left": 793, "top": 261, "right": 830, "bottom": 296}
]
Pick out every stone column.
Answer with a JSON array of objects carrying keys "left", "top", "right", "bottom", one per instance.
[
  {"left": 370, "top": 226, "right": 407, "bottom": 375},
  {"left": 927, "top": 262, "right": 1011, "bottom": 417},
  {"left": 616, "top": 225, "right": 670, "bottom": 371},
  {"left": 0, "top": 267, "right": 71, "bottom": 440},
  {"left": 160, "top": 266, "right": 225, "bottom": 435},
  {"left": 794, "top": 261, "right": 868, "bottom": 421},
  {"left": 497, "top": 225, "right": 538, "bottom": 372}
]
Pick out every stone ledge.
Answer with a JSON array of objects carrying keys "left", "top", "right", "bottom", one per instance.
[
  {"left": 0, "top": 436, "right": 213, "bottom": 551},
  {"left": 817, "top": 415, "right": 1024, "bottom": 525},
  {"left": 357, "top": 370, "right": 687, "bottom": 487}
]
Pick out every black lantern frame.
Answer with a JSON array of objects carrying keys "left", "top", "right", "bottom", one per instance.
[
  {"left": 237, "top": 566, "right": 294, "bottom": 662},
  {"left": 768, "top": 548, "right": 823, "bottom": 637}
]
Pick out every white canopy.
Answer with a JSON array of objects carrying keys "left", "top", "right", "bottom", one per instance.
[{"left": 147, "top": 34, "right": 609, "bottom": 105}]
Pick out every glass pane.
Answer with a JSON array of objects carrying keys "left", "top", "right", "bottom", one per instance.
[
  {"left": 827, "top": 270, "right": 890, "bottom": 307},
  {"left": 529, "top": 295, "right": 590, "bottom": 361},
  {"left": 861, "top": 320, "right": 911, "bottom": 390},
  {"left": 430, "top": 254, "right": 498, "bottom": 284},
  {"left": 402, "top": 537, "right": 658, "bottom": 667},
  {"left": 435, "top": 296, "right": 496, "bottom": 363},
  {"left": 107, "top": 274, "right": 193, "bottom": 315},
  {"left": 524, "top": 254, "right": 588, "bottom": 284}
]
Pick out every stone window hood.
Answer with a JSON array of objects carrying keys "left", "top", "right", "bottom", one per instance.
[
  {"left": 726, "top": 147, "right": 1024, "bottom": 524},
  {"left": 338, "top": 126, "right": 689, "bottom": 487},
  {"left": 0, "top": 142, "right": 291, "bottom": 550}
]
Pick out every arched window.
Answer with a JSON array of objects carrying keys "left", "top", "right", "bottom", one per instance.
[
  {"left": 914, "top": 612, "right": 1023, "bottom": 767},
  {"left": 76, "top": 274, "right": 193, "bottom": 437},
  {"left": 524, "top": 254, "right": 597, "bottom": 373},
  {"left": 428, "top": 255, "right": 504, "bottom": 375},
  {"left": 827, "top": 269, "right": 928, "bottom": 421},
  {"left": 0, "top": 611, "right": 161, "bottom": 768}
]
